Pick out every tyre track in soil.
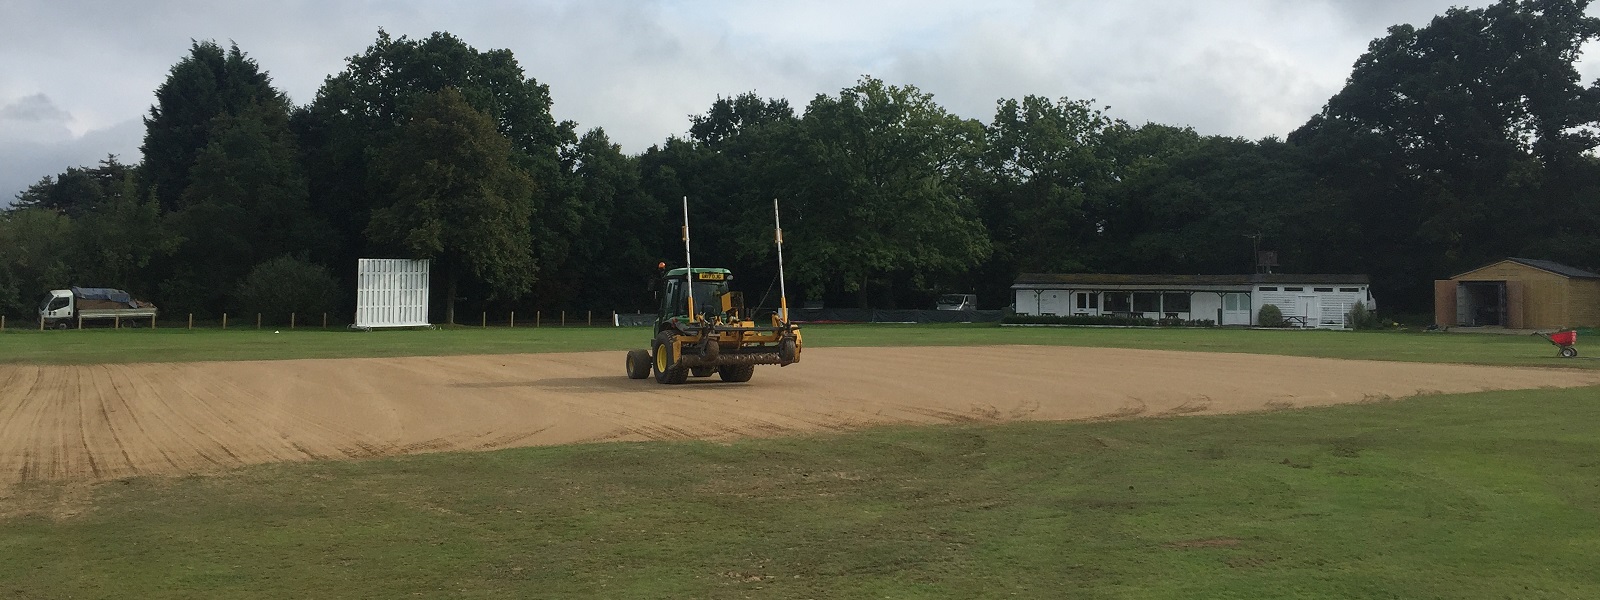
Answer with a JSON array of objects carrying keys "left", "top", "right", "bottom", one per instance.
[{"left": 1, "top": 345, "right": 1597, "bottom": 487}]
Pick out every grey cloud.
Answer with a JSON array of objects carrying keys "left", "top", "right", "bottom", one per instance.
[
  {"left": 1, "top": 93, "right": 71, "bottom": 122},
  {"left": 0, "top": 94, "right": 75, "bottom": 145}
]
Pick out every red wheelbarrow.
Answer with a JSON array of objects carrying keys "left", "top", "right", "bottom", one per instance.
[{"left": 1538, "top": 329, "right": 1578, "bottom": 358}]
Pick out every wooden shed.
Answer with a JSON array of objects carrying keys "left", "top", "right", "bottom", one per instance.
[{"left": 1434, "top": 258, "right": 1600, "bottom": 329}]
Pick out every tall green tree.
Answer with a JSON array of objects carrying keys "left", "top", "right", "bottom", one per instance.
[
  {"left": 784, "top": 77, "right": 990, "bottom": 307},
  {"left": 638, "top": 92, "right": 799, "bottom": 314},
  {"left": 6, "top": 157, "right": 169, "bottom": 303},
  {"left": 0, "top": 209, "right": 75, "bottom": 318},
  {"left": 541, "top": 127, "right": 665, "bottom": 311},
  {"left": 69, "top": 170, "right": 173, "bottom": 290},
  {"left": 1292, "top": 0, "right": 1600, "bottom": 307},
  {"left": 158, "top": 101, "right": 332, "bottom": 316},
  {"left": 10, "top": 156, "right": 134, "bottom": 218},
  {"left": 1098, "top": 134, "right": 1339, "bottom": 276},
  {"left": 298, "top": 30, "right": 575, "bottom": 308},
  {"left": 366, "top": 88, "right": 537, "bottom": 324},
  {"left": 974, "top": 96, "right": 1119, "bottom": 301},
  {"left": 141, "top": 41, "right": 288, "bottom": 211},
  {"left": 689, "top": 93, "right": 796, "bottom": 147}
]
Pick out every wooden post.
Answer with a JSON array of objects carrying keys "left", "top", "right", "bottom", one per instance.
[
  {"left": 291, "top": 312, "right": 296, "bottom": 330},
  {"left": 256, "top": 313, "right": 261, "bottom": 329},
  {"left": 188, "top": 314, "right": 194, "bottom": 330},
  {"left": 510, "top": 312, "right": 515, "bottom": 328},
  {"left": 151, "top": 314, "right": 157, "bottom": 329},
  {"left": 39, "top": 315, "right": 44, "bottom": 331},
  {"left": 77, "top": 315, "right": 83, "bottom": 330},
  {"left": 536, "top": 311, "right": 541, "bottom": 327},
  {"left": 588, "top": 310, "right": 592, "bottom": 326},
  {"left": 322, "top": 313, "right": 328, "bottom": 329},
  {"left": 481, "top": 312, "right": 487, "bottom": 328},
  {"left": 561, "top": 311, "right": 566, "bottom": 327},
  {"left": 1, "top": 315, "right": 5, "bottom": 331},
  {"left": 222, "top": 313, "right": 228, "bottom": 329}
]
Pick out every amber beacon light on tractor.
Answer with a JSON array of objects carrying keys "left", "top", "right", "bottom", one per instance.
[{"left": 623, "top": 198, "right": 802, "bottom": 384}]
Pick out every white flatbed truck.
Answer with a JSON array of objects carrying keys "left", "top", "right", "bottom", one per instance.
[{"left": 38, "top": 287, "right": 158, "bottom": 329}]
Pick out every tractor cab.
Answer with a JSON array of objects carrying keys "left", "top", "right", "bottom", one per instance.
[{"left": 658, "top": 267, "right": 744, "bottom": 328}]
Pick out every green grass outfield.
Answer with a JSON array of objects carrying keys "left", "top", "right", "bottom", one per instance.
[
  {"left": 1, "top": 322, "right": 1594, "bottom": 369},
  {"left": 4, "top": 387, "right": 1600, "bottom": 598}
]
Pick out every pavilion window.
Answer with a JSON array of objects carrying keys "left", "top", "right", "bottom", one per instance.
[
  {"left": 1132, "top": 292, "right": 1160, "bottom": 313},
  {"left": 1104, "top": 292, "right": 1132, "bottom": 312}
]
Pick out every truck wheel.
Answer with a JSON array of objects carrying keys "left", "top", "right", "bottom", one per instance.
[
  {"left": 652, "top": 332, "right": 688, "bottom": 384},
  {"left": 718, "top": 364, "right": 755, "bottom": 383},
  {"left": 625, "top": 349, "right": 651, "bottom": 379},
  {"left": 54, "top": 322, "right": 69, "bottom": 331}
]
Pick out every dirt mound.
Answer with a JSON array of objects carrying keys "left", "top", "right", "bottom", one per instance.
[{"left": 1, "top": 346, "right": 1595, "bottom": 486}]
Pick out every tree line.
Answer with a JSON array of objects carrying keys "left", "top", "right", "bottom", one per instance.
[{"left": 4, "top": 0, "right": 1598, "bottom": 323}]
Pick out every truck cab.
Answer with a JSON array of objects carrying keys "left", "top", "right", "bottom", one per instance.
[{"left": 39, "top": 290, "right": 73, "bottom": 323}]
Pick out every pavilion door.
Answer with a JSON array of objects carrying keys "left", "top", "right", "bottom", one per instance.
[
  {"left": 1075, "top": 292, "right": 1099, "bottom": 316},
  {"left": 1221, "top": 293, "right": 1250, "bottom": 325},
  {"left": 1296, "top": 295, "right": 1321, "bottom": 328}
]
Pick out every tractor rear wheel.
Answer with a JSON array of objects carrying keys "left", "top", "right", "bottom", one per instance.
[
  {"left": 625, "top": 349, "right": 651, "bottom": 379},
  {"left": 718, "top": 363, "right": 755, "bottom": 383},
  {"left": 652, "top": 332, "right": 688, "bottom": 384}
]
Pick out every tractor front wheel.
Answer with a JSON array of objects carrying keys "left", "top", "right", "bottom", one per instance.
[{"left": 652, "top": 332, "right": 688, "bottom": 384}]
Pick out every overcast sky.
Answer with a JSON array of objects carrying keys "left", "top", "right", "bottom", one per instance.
[{"left": 3, "top": 0, "right": 1597, "bottom": 204}]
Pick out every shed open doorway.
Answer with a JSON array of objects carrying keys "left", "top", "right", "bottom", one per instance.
[{"left": 1456, "top": 281, "right": 1506, "bottom": 326}]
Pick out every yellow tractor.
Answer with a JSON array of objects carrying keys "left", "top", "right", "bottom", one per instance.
[
  {"left": 624, "top": 267, "right": 801, "bottom": 383},
  {"left": 624, "top": 198, "right": 802, "bottom": 384}
]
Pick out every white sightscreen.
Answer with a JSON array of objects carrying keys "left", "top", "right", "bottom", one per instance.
[{"left": 355, "top": 259, "right": 431, "bottom": 328}]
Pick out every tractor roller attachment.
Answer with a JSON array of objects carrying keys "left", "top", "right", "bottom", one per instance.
[{"left": 640, "top": 298, "right": 804, "bottom": 385}]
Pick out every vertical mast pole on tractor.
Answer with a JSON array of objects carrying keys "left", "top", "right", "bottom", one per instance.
[
  {"left": 682, "top": 196, "right": 695, "bottom": 322},
  {"left": 774, "top": 199, "right": 789, "bottom": 324}
]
